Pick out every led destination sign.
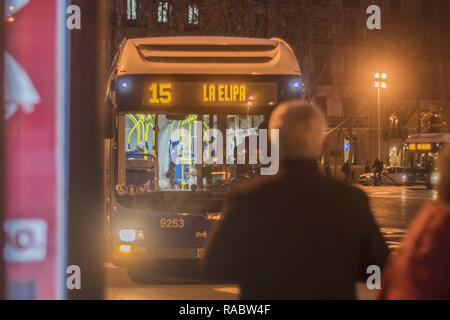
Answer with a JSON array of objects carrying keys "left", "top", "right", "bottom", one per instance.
[
  {"left": 203, "top": 84, "right": 247, "bottom": 102},
  {"left": 142, "top": 82, "right": 278, "bottom": 107}
]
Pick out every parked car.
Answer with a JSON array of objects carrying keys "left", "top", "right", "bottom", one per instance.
[
  {"left": 358, "top": 171, "right": 374, "bottom": 186},
  {"left": 404, "top": 168, "right": 432, "bottom": 188},
  {"left": 358, "top": 166, "right": 430, "bottom": 187}
]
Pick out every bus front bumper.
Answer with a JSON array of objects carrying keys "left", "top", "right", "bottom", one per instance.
[{"left": 112, "top": 244, "right": 204, "bottom": 267}]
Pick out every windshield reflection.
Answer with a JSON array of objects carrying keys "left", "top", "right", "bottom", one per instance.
[{"left": 119, "top": 113, "right": 265, "bottom": 193}]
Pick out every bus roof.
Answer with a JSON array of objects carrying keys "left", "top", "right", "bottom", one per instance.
[
  {"left": 406, "top": 133, "right": 450, "bottom": 144},
  {"left": 116, "top": 36, "right": 301, "bottom": 76}
]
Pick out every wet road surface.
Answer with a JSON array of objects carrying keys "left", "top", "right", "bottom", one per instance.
[{"left": 105, "top": 185, "right": 438, "bottom": 300}]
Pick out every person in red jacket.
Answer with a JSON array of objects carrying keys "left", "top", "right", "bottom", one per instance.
[{"left": 379, "top": 145, "right": 450, "bottom": 299}]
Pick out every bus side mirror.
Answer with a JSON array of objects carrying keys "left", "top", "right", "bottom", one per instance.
[{"left": 105, "top": 100, "right": 117, "bottom": 139}]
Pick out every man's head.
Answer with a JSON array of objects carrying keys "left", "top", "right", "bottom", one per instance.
[
  {"left": 438, "top": 145, "right": 450, "bottom": 205},
  {"left": 269, "top": 100, "right": 328, "bottom": 161}
]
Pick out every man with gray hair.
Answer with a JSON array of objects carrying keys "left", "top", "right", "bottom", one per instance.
[
  {"left": 204, "top": 100, "right": 388, "bottom": 299},
  {"left": 269, "top": 100, "right": 328, "bottom": 160}
]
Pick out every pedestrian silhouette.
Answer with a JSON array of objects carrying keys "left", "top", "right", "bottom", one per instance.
[
  {"left": 372, "top": 158, "right": 384, "bottom": 185},
  {"left": 203, "top": 101, "right": 389, "bottom": 299},
  {"left": 342, "top": 160, "right": 352, "bottom": 183}
]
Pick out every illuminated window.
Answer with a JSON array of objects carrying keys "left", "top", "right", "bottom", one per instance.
[
  {"left": 344, "top": 138, "right": 357, "bottom": 164},
  {"left": 188, "top": 5, "right": 199, "bottom": 25},
  {"left": 344, "top": 138, "right": 351, "bottom": 163},
  {"left": 127, "top": 0, "right": 137, "bottom": 21},
  {"left": 158, "top": 1, "right": 169, "bottom": 23}
]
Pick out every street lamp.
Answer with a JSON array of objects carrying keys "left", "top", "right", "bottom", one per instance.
[{"left": 374, "top": 72, "right": 387, "bottom": 160}]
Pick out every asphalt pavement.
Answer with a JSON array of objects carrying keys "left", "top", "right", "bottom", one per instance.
[
  {"left": 362, "top": 185, "right": 437, "bottom": 249},
  {"left": 105, "top": 185, "right": 437, "bottom": 300}
]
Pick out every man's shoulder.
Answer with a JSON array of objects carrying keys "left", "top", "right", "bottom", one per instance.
[
  {"left": 322, "top": 177, "right": 369, "bottom": 202},
  {"left": 228, "top": 174, "right": 368, "bottom": 202}
]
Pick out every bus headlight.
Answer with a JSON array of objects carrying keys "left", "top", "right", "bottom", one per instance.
[
  {"left": 120, "top": 81, "right": 129, "bottom": 89},
  {"left": 118, "top": 244, "right": 132, "bottom": 254},
  {"left": 119, "top": 229, "right": 136, "bottom": 242}
]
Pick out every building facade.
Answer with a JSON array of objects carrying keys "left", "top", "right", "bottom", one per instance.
[{"left": 109, "top": 0, "right": 450, "bottom": 178}]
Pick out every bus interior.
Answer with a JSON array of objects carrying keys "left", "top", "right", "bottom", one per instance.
[{"left": 117, "top": 113, "right": 266, "bottom": 193}]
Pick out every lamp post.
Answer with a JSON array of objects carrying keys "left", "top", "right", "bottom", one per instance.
[{"left": 374, "top": 72, "right": 387, "bottom": 160}]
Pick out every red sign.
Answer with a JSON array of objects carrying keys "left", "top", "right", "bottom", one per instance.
[{"left": 4, "top": 0, "right": 67, "bottom": 299}]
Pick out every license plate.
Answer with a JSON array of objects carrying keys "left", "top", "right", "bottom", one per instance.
[{"left": 195, "top": 248, "right": 205, "bottom": 258}]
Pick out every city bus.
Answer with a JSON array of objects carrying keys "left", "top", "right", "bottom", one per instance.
[
  {"left": 104, "top": 36, "right": 302, "bottom": 281},
  {"left": 404, "top": 133, "right": 450, "bottom": 187}
]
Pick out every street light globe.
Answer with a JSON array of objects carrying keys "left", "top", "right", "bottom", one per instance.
[
  {"left": 374, "top": 72, "right": 380, "bottom": 79},
  {"left": 374, "top": 81, "right": 380, "bottom": 88},
  {"left": 381, "top": 73, "right": 387, "bottom": 80},
  {"left": 381, "top": 82, "right": 387, "bottom": 89}
]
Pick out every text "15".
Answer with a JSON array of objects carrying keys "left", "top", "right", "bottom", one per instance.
[{"left": 149, "top": 83, "right": 172, "bottom": 104}]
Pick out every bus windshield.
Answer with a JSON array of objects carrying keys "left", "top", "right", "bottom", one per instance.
[{"left": 117, "top": 113, "right": 266, "bottom": 193}]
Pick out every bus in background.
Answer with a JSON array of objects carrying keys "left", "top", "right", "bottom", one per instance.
[
  {"left": 404, "top": 133, "right": 450, "bottom": 188},
  {"left": 104, "top": 36, "right": 302, "bottom": 281}
]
